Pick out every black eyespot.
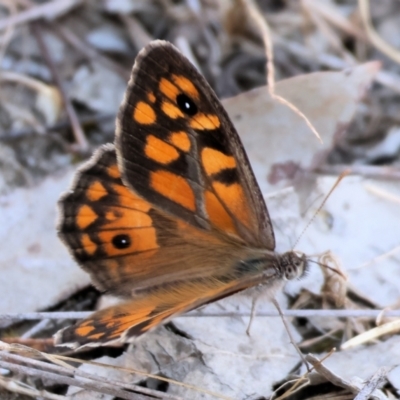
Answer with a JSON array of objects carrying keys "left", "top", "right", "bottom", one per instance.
[
  {"left": 176, "top": 93, "right": 197, "bottom": 116},
  {"left": 112, "top": 234, "right": 131, "bottom": 249}
]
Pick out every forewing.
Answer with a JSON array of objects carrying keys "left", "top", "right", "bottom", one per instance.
[{"left": 115, "top": 40, "right": 275, "bottom": 249}]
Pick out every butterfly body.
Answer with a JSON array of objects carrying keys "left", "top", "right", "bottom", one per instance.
[{"left": 56, "top": 41, "right": 307, "bottom": 348}]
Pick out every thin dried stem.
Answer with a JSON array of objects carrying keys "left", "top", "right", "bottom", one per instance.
[
  {"left": 302, "top": 0, "right": 366, "bottom": 41},
  {"left": 1, "top": 112, "right": 114, "bottom": 140},
  {"left": 341, "top": 320, "right": 400, "bottom": 350},
  {"left": 364, "top": 184, "right": 400, "bottom": 205},
  {"left": 53, "top": 23, "right": 130, "bottom": 80},
  {"left": 353, "top": 244, "right": 400, "bottom": 270},
  {"left": 271, "top": 376, "right": 310, "bottom": 400},
  {"left": 0, "top": 345, "right": 231, "bottom": 400},
  {"left": 2, "top": 309, "right": 400, "bottom": 322},
  {"left": 0, "top": 1, "right": 17, "bottom": 64},
  {"left": 354, "top": 366, "right": 392, "bottom": 400},
  {"left": 0, "top": 376, "right": 67, "bottom": 400},
  {"left": 359, "top": 0, "right": 400, "bottom": 64},
  {"left": 31, "top": 22, "right": 89, "bottom": 152},
  {"left": 0, "top": 350, "right": 181, "bottom": 400},
  {"left": 293, "top": 170, "right": 350, "bottom": 249},
  {"left": 305, "top": 353, "right": 390, "bottom": 398},
  {"left": 0, "top": 0, "right": 83, "bottom": 31},
  {"left": 244, "top": 0, "right": 322, "bottom": 142},
  {"left": 272, "top": 299, "right": 310, "bottom": 372},
  {"left": 316, "top": 164, "right": 400, "bottom": 179},
  {"left": 0, "top": 361, "right": 145, "bottom": 400}
]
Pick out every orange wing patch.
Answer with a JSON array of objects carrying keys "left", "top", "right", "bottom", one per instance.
[
  {"left": 147, "top": 91, "right": 156, "bottom": 103},
  {"left": 169, "top": 131, "right": 191, "bottom": 152},
  {"left": 199, "top": 147, "right": 252, "bottom": 234},
  {"left": 76, "top": 204, "right": 98, "bottom": 229},
  {"left": 111, "top": 183, "right": 151, "bottom": 212},
  {"left": 107, "top": 164, "right": 120, "bottom": 179},
  {"left": 213, "top": 182, "right": 251, "bottom": 229},
  {"left": 149, "top": 170, "right": 196, "bottom": 211},
  {"left": 80, "top": 234, "right": 97, "bottom": 256},
  {"left": 190, "top": 113, "right": 220, "bottom": 130},
  {"left": 161, "top": 100, "right": 184, "bottom": 119},
  {"left": 103, "top": 208, "right": 152, "bottom": 229},
  {"left": 172, "top": 74, "right": 199, "bottom": 99},
  {"left": 201, "top": 148, "right": 236, "bottom": 176},
  {"left": 204, "top": 190, "right": 237, "bottom": 236},
  {"left": 86, "top": 181, "right": 108, "bottom": 202},
  {"left": 133, "top": 101, "right": 156, "bottom": 125},
  {"left": 145, "top": 134, "right": 180, "bottom": 164},
  {"left": 159, "top": 77, "right": 180, "bottom": 100}
]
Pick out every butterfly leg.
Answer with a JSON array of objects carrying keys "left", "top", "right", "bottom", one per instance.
[{"left": 246, "top": 296, "right": 259, "bottom": 336}]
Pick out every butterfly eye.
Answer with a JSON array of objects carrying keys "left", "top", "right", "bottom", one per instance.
[
  {"left": 176, "top": 93, "right": 197, "bottom": 116},
  {"left": 112, "top": 234, "right": 131, "bottom": 249}
]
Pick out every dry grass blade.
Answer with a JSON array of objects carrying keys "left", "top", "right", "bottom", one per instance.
[
  {"left": 365, "top": 184, "right": 400, "bottom": 205},
  {"left": 271, "top": 376, "right": 310, "bottom": 400},
  {"left": 275, "top": 34, "right": 400, "bottom": 94},
  {"left": 3, "top": 309, "right": 400, "bottom": 322},
  {"left": 54, "top": 357, "right": 233, "bottom": 400},
  {"left": 53, "top": 23, "right": 131, "bottom": 80},
  {"left": 354, "top": 243, "right": 400, "bottom": 270},
  {"left": 0, "top": 342, "right": 233, "bottom": 400},
  {"left": 359, "top": 0, "right": 400, "bottom": 64},
  {"left": 303, "top": 0, "right": 366, "bottom": 40},
  {"left": 318, "top": 251, "right": 347, "bottom": 308},
  {"left": 307, "top": 353, "right": 391, "bottom": 399},
  {"left": 243, "top": 0, "right": 322, "bottom": 142},
  {"left": 0, "top": 376, "right": 67, "bottom": 400},
  {"left": 0, "top": 360, "right": 147, "bottom": 400},
  {"left": 0, "top": 0, "right": 83, "bottom": 31},
  {"left": 31, "top": 22, "right": 88, "bottom": 152},
  {"left": 0, "top": 347, "right": 181, "bottom": 400},
  {"left": 317, "top": 164, "right": 400, "bottom": 179},
  {"left": 341, "top": 320, "right": 400, "bottom": 350},
  {"left": 0, "top": 1, "right": 17, "bottom": 64},
  {"left": 293, "top": 170, "right": 350, "bottom": 249},
  {"left": 272, "top": 298, "right": 310, "bottom": 372},
  {"left": 306, "top": 353, "right": 360, "bottom": 395},
  {"left": 303, "top": 0, "right": 356, "bottom": 64},
  {"left": 0, "top": 70, "right": 60, "bottom": 96},
  {"left": 354, "top": 366, "right": 392, "bottom": 400}
]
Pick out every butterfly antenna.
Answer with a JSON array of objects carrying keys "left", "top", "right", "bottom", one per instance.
[{"left": 292, "top": 170, "right": 350, "bottom": 250}]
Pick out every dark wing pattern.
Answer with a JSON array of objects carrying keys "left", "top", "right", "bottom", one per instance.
[{"left": 116, "top": 40, "right": 275, "bottom": 249}]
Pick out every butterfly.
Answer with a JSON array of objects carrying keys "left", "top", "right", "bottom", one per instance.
[{"left": 55, "top": 40, "right": 307, "bottom": 348}]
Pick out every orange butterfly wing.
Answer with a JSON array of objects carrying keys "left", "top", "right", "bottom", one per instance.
[
  {"left": 56, "top": 275, "right": 260, "bottom": 347},
  {"left": 116, "top": 41, "right": 275, "bottom": 249},
  {"left": 59, "top": 146, "right": 255, "bottom": 296},
  {"left": 56, "top": 41, "right": 283, "bottom": 348},
  {"left": 57, "top": 146, "right": 269, "bottom": 347}
]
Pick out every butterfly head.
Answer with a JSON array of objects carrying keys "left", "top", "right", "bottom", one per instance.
[{"left": 279, "top": 251, "right": 308, "bottom": 281}]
